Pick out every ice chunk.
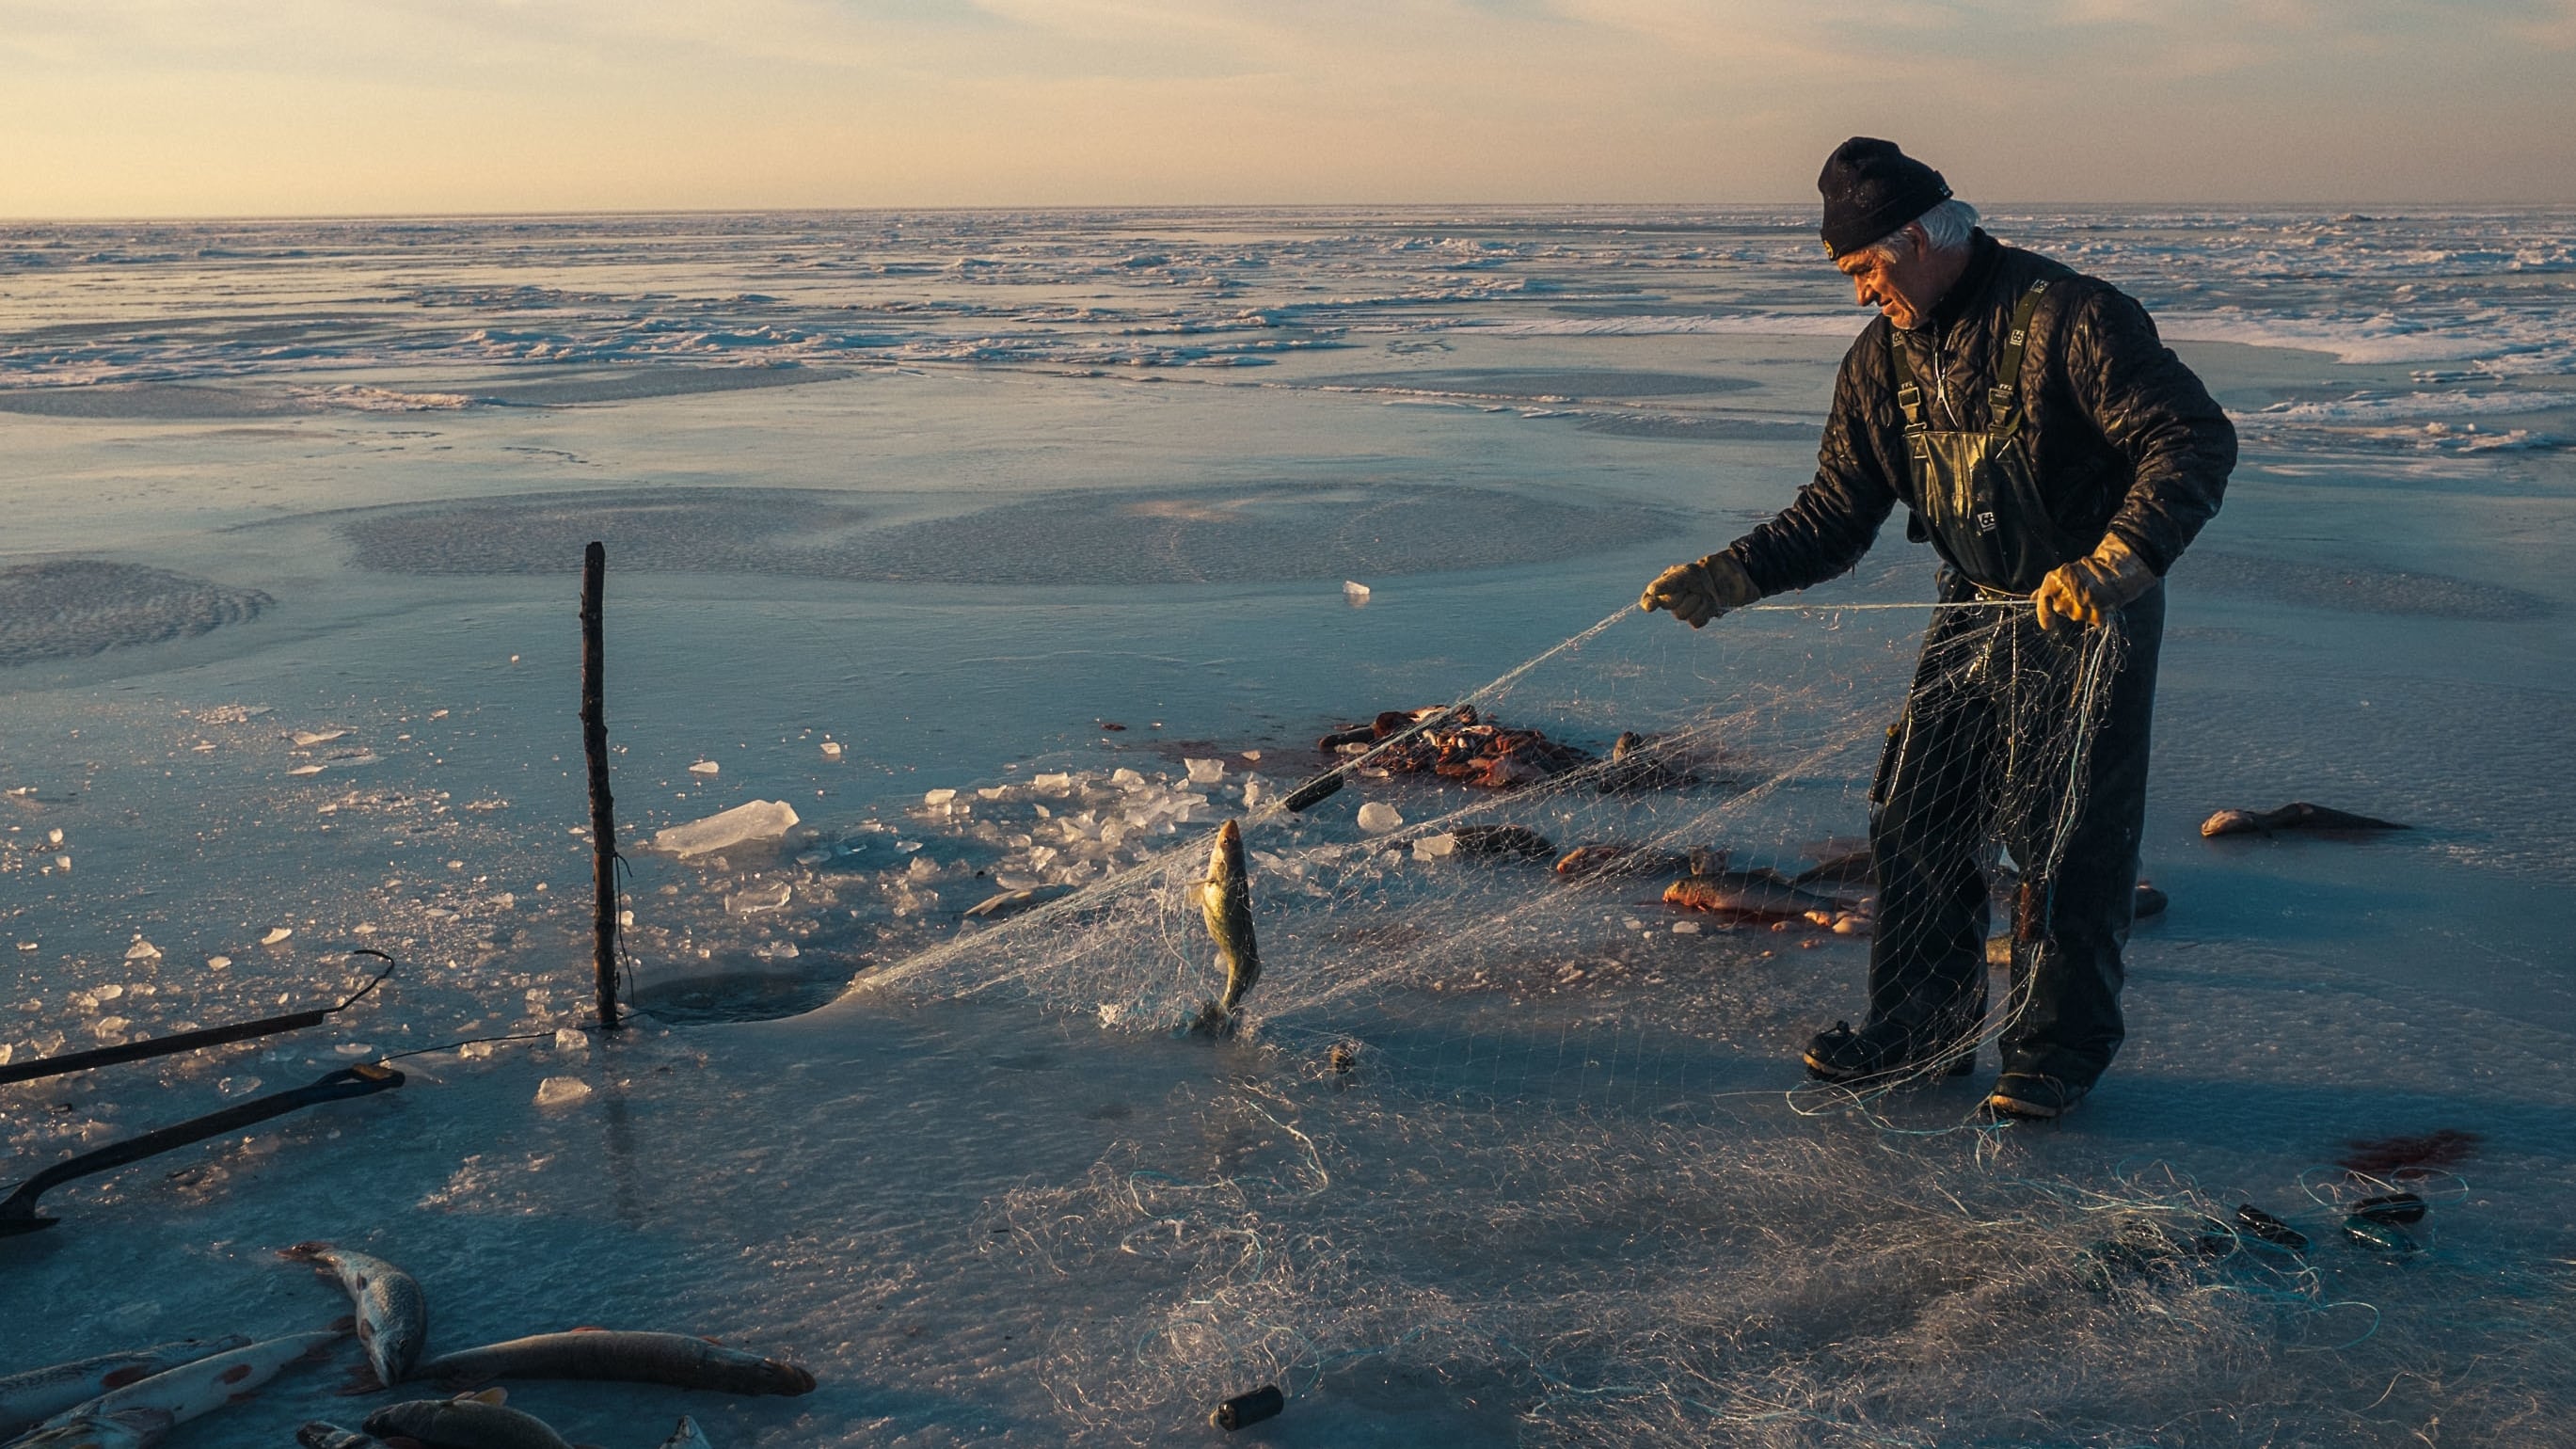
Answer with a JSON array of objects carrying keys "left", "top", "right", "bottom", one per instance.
[
  {"left": 1412, "top": 832, "right": 1457, "bottom": 862},
  {"left": 1241, "top": 777, "right": 1264, "bottom": 808},
  {"left": 1673, "top": 921, "right": 1702, "bottom": 934},
  {"left": 533, "top": 1076, "right": 592, "bottom": 1107},
  {"left": 124, "top": 939, "right": 162, "bottom": 963},
  {"left": 924, "top": 788, "right": 957, "bottom": 805},
  {"left": 1111, "top": 768, "right": 1145, "bottom": 787},
  {"left": 1185, "top": 757, "right": 1227, "bottom": 785},
  {"left": 206, "top": 955, "right": 231, "bottom": 969},
  {"left": 1344, "top": 580, "right": 1372, "bottom": 603},
  {"left": 726, "top": 881, "right": 793, "bottom": 915},
  {"left": 650, "top": 800, "right": 801, "bottom": 858},
  {"left": 1357, "top": 802, "right": 1404, "bottom": 834},
  {"left": 553, "top": 1027, "right": 588, "bottom": 1052},
  {"left": 291, "top": 729, "right": 346, "bottom": 747},
  {"left": 688, "top": 760, "right": 721, "bottom": 775},
  {"left": 260, "top": 927, "right": 293, "bottom": 946},
  {"left": 287, "top": 765, "right": 325, "bottom": 777},
  {"left": 820, "top": 740, "right": 843, "bottom": 759},
  {"left": 45, "top": 829, "right": 63, "bottom": 846},
  {"left": 1032, "top": 772, "right": 1073, "bottom": 790}
]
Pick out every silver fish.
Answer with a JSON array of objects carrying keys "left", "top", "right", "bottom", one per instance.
[
  {"left": 46, "top": 1332, "right": 341, "bottom": 1432},
  {"left": 363, "top": 1393, "right": 571, "bottom": 1449},
  {"left": 3, "top": 1409, "right": 172, "bottom": 1449},
  {"left": 412, "top": 1332, "right": 814, "bottom": 1396},
  {"left": 0, "top": 1340, "right": 246, "bottom": 1439},
  {"left": 656, "top": 1417, "right": 712, "bottom": 1449},
  {"left": 1196, "top": 820, "right": 1258, "bottom": 1016},
  {"left": 281, "top": 1243, "right": 427, "bottom": 1388}
]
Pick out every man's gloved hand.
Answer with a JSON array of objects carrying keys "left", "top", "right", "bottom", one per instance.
[
  {"left": 1639, "top": 553, "right": 1761, "bottom": 629},
  {"left": 2034, "top": 533, "right": 2157, "bottom": 633}
]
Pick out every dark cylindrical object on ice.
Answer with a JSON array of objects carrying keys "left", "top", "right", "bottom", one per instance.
[
  {"left": 1210, "top": 1385, "right": 1283, "bottom": 1431},
  {"left": 580, "top": 541, "right": 621, "bottom": 1031},
  {"left": 2234, "top": 1203, "right": 2308, "bottom": 1253},
  {"left": 0, "top": 1064, "right": 404, "bottom": 1235},
  {"left": 1280, "top": 770, "right": 1345, "bottom": 813},
  {"left": 0, "top": 1007, "right": 328, "bottom": 1086}
]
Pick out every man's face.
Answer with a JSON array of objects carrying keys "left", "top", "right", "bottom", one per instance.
[{"left": 1836, "top": 225, "right": 1938, "bottom": 330}]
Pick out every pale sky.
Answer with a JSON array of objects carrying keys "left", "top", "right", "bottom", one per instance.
[{"left": 3, "top": 0, "right": 2571, "bottom": 217}]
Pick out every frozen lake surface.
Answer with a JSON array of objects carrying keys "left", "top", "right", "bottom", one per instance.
[{"left": 1, "top": 208, "right": 2572, "bottom": 1446}]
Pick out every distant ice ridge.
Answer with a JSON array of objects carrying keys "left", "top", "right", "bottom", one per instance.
[{"left": 1478, "top": 312, "right": 1873, "bottom": 338}]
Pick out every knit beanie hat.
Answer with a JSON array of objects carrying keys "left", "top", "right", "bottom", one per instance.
[{"left": 1818, "top": 138, "right": 1951, "bottom": 258}]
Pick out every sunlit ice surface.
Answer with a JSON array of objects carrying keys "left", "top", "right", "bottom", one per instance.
[{"left": 0, "top": 207, "right": 2572, "bottom": 1446}]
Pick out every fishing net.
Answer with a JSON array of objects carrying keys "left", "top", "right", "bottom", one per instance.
[{"left": 760, "top": 598, "right": 2552, "bottom": 1444}]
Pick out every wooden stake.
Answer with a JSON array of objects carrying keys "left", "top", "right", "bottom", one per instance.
[{"left": 580, "top": 541, "right": 621, "bottom": 1030}]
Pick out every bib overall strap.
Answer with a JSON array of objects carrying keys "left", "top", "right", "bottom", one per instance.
[
  {"left": 1987, "top": 279, "right": 2051, "bottom": 435},
  {"left": 1885, "top": 327, "right": 1929, "bottom": 436}
]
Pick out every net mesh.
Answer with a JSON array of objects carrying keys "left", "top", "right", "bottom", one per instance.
[{"left": 805, "top": 600, "right": 2558, "bottom": 1444}]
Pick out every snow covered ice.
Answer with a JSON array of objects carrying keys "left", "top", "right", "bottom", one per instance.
[{"left": 0, "top": 207, "right": 2570, "bottom": 1446}]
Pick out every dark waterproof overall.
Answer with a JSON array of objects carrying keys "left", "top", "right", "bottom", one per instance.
[{"left": 1868, "top": 279, "right": 2164, "bottom": 1089}]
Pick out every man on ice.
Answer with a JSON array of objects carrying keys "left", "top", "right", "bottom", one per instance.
[{"left": 1642, "top": 138, "right": 2235, "bottom": 1119}]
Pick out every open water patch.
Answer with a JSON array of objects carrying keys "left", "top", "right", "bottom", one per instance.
[
  {"left": 0, "top": 559, "right": 274, "bottom": 665},
  {"left": 333, "top": 484, "right": 1679, "bottom": 586},
  {"left": 2171, "top": 549, "right": 2554, "bottom": 621},
  {"left": 336, "top": 487, "right": 875, "bottom": 576},
  {"left": 1305, "top": 368, "right": 1756, "bottom": 403}
]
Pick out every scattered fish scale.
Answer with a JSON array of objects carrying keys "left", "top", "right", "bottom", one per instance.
[
  {"left": 297, "top": 1424, "right": 397, "bottom": 1449},
  {"left": 410, "top": 1331, "right": 814, "bottom": 1395},
  {"left": 281, "top": 1242, "right": 428, "bottom": 1389},
  {"left": 0, "top": 1339, "right": 246, "bottom": 1439}
]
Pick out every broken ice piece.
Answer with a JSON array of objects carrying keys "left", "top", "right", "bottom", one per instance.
[
  {"left": 1673, "top": 921, "right": 1702, "bottom": 934},
  {"left": 206, "top": 955, "right": 231, "bottom": 968},
  {"left": 1032, "top": 772, "right": 1073, "bottom": 790},
  {"left": 124, "top": 939, "right": 162, "bottom": 963},
  {"left": 924, "top": 788, "right": 958, "bottom": 805},
  {"left": 1185, "top": 758, "right": 1226, "bottom": 785},
  {"left": 1356, "top": 802, "right": 1404, "bottom": 834},
  {"left": 821, "top": 741, "right": 843, "bottom": 759},
  {"left": 288, "top": 765, "right": 326, "bottom": 777},
  {"left": 533, "top": 1076, "right": 593, "bottom": 1107},
  {"left": 1344, "top": 580, "right": 1372, "bottom": 603},
  {"left": 725, "top": 881, "right": 793, "bottom": 915},
  {"left": 261, "top": 927, "right": 294, "bottom": 946},
  {"left": 291, "top": 729, "right": 347, "bottom": 747},
  {"left": 45, "top": 829, "right": 63, "bottom": 846},
  {"left": 553, "top": 1027, "right": 588, "bottom": 1052},
  {"left": 1412, "top": 832, "right": 1456, "bottom": 862},
  {"left": 649, "top": 799, "right": 802, "bottom": 859},
  {"left": 689, "top": 760, "right": 721, "bottom": 776}
]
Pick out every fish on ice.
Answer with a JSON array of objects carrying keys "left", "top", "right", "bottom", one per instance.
[
  {"left": 40, "top": 1331, "right": 342, "bottom": 1439},
  {"left": 2201, "top": 802, "right": 2409, "bottom": 837},
  {"left": 362, "top": 1390, "right": 573, "bottom": 1449},
  {"left": 280, "top": 1242, "right": 428, "bottom": 1389},
  {"left": 412, "top": 1331, "right": 814, "bottom": 1395},
  {"left": 0, "top": 1340, "right": 247, "bottom": 1439}
]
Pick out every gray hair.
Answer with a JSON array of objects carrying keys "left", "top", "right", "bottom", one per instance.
[{"left": 1860, "top": 199, "right": 1980, "bottom": 263}]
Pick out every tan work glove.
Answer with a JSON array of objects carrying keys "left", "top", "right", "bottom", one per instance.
[
  {"left": 1639, "top": 553, "right": 1761, "bottom": 629},
  {"left": 2033, "top": 533, "right": 2157, "bottom": 633}
]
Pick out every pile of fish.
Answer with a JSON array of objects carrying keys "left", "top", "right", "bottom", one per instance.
[
  {"left": 0, "top": 1241, "right": 813, "bottom": 1449},
  {"left": 1318, "top": 706, "right": 1598, "bottom": 789},
  {"left": 2201, "top": 802, "right": 2409, "bottom": 837}
]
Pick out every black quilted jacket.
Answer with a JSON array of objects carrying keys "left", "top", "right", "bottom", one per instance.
[{"left": 1723, "top": 231, "right": 2234, "bottom": 594}]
